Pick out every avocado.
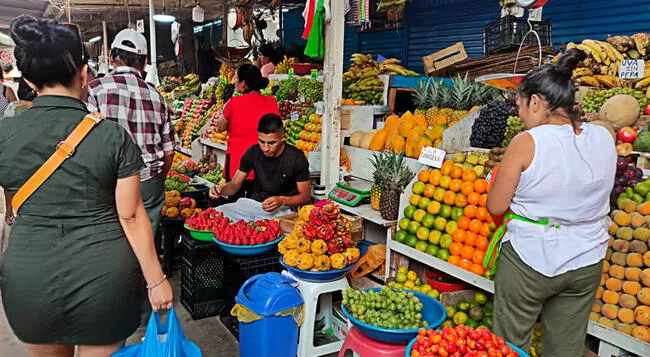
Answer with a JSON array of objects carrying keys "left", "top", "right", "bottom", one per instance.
[{"left": 469, "top": 306, "right": 485, "bottom": 322}]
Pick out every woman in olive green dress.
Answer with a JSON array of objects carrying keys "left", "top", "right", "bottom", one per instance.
[{"left": 0, "top": 16, "right": 173, "bottom": 357}]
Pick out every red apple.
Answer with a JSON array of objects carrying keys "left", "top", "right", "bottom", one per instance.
[
  {"left": 617, "top": 127, "right": 638, "bottom": 143},
  {"left": 644, "top": 104, "right": 650, "bottom": 115}
]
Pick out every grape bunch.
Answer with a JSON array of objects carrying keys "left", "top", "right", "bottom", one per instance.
[
  {"left": 502, "top": 116, "right": 526, "bottom": 147},
  {"left": 297, "top": 79, "right": 324, "bottom": 102},
  {"left": 470, "top": 100, "right": 517, "bottom": 149},
  {"left": 342, "top": 287, "right": 429, "bottom": 330},
  {"left": 276, "top": 78, "right": 299, "bottom": 102},
  {"left": 581, "top": 88, "right": 648, "bottom": 114}
]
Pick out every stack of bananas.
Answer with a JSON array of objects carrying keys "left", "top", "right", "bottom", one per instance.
[
  {"left": 634, "top": 68, "right": 650, "bottom": 98},
  {"left": 379, "top": 58, "right": 419, "bottom": 76},
  {"left": 199, "top": 85, "right": 216, "bottom": 100},
  {"left": 275, "top": 56, "right": 297, "bottom": 74},
  {"left": 176, "top": 73, "right": 201, "bottom": 92},
  {"left": 343, "top": 53, "right": 385, "bottom": 105},
  {"left": 219, "top": 65, "right": 236, "bottom": 84},
  {"left": 567, "top": 34, "right": 650, "bottom": 89}
]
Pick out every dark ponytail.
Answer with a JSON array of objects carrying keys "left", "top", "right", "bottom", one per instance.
[
  {"left": 11, "top": 15, "right": 86, "bottom": 89},
  {"left": 237, "top": 64, "right": 269, "bottom": 93},
  {"left": 517, "top": 49, "right": 587, "bottom": 123}
]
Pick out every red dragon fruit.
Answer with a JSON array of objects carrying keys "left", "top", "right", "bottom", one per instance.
[{"left": 309, "top": 207, "right": 328, "bottom": 225}]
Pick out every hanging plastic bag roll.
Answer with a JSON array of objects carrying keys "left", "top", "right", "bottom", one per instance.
[{"left": 111, "top": 307, "right": 201, "bottom": 357}]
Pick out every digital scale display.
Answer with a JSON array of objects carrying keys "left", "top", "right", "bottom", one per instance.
[
  {"left": 328, "top": 178, "right": 372, "bottom": 207},
  {"left": 331, "top": 188, "right": 359, "bottom": 202}
]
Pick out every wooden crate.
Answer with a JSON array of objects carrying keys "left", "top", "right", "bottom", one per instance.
[{"left": 422, "top": 42, "right": 468, "bottom": 77}]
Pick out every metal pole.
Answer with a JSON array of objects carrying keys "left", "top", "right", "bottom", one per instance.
[
  {"left": 148, "top": 0, "right": 160, "bottom": 86},
  {"left": 102, "top": 21, "right": 109, "bottom": 73}
]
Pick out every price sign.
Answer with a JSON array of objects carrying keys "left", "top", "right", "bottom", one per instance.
[
  {"left": 300, "top": 95, "right": 306, "bottom": 102},
  {"left": 620, "top": 60, "right": 645, "bottom": 79},
  {"left": 136, "top": 19, "right": 145, "bottom": 33},
  {"left": 315, "top": 102, "right": 324, "bottom": 115},
  {"left": 288, "top": 68, "right": 294, "bottom": 79},
  {"left": 291, "top": 112, "right": 300, "bottom": 121},
  {"left": 418, "top": 146, "right": 446, "bottom": 168},
  {"left": 311, "top": 69, "right": 319, "bottom": 79}
]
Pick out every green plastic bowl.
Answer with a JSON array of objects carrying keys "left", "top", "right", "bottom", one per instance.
[{"left": 184, "top": 224, "right": 213, "bottom": 242}]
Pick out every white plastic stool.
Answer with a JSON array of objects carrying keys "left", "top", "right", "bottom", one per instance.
[{"left": 295, "top": 276, "right": 349, "bottom": 357}]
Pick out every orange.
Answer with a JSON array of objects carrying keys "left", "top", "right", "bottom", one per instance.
[
  {"left": 418, "top": 170, "right": 430, "bottom": 183},
  {"left": 452, "top": 229, "right": 466, "bottom": 243},
  {"left": 461, "top": 246, "right": 475, "bottom": 259},
  {"left": 469, "top": 219, "right": 483, "bottom": 234},
  {"left": 450, "top": 166, "right": 463, "bottom": 179},
  {"left": 454, "top": 194, "right": 467, "bottom": 208},
  {"left": 462, "top": 169, "right": 478, "bottom": 183},
  {"left": 441, "top": 161, "right": 454, "bottom": 176},
  {"left": 477, "top": 207, "right": 490, "bottom": 222},
  {"left": 429, "top": 170, "right": 442, "bottom": 186},
  {"left": 470, "top": 263, "right": 485, "bottom": 276},
  {"left": 480, "top": 222, "right": 492, "bottom": 237},
  {"left": 443, "top": 191, "right": 456, "bottom": 206},
  {"left": 460, "top": 182, "right": 474, "bottom": 196},
  {"left": 463, "top": 205, "right": 477, "bottom": 219},
  {"left": 448, "top": 255, "right": 462, "bottom": 267},
  {"left": 465, "top": 231, "right": 478, "bottom": 247},
  {"left": 457, "top": 217, "right": 471, "bottom": 230},
  {"left": 459, "top": 259, "right": 473, "bottom": 271},
  {"left": 449, "top": 179, "right": 462, "bottom": 193},
  {"left": 475, "top": 235, "right": 489, "bottom": 251},
  {"left": 449, "top": 242, "right": 463, "bottom": 256},
  {"left": 467, "top": 192, "right": 481, "bottom": 206},
  {"left": 423, "top": 184, "right": 436, "bottom": 198},
  {"left": 480, "top": 193, "right": 488, "bottom": 207},
  {"left": 472, "top": 250, "right": 486, "bottom": 265},
  {"left": 474, "top": 179, "right": 488, "bottom": 194}
]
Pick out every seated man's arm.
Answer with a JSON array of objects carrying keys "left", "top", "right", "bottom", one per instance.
[
  {"left": 261, "top": 181, "right": 311, "bottom": 211},
  {"left": 209, "top": 170, "right": 247, "bottom": 199}
]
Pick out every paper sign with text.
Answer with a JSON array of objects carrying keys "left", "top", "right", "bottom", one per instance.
[
  {"left": 136, "top": 19, "right": 145, "bottom": 33},
  {"left": 418, "top": 147, "right": 446, "bottom": 168},
  {"left": 620, "top": 60, "right": 645, "bottom": 79},
  {"left": 291, "top": 112, "right": 300, "bottom": 121},
  {"left": 314, "top": 102, "right": 323, "bottom": 115}
]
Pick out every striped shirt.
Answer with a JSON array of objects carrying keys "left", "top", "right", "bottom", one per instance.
[{"left": 86, "top": 66, "right": 175, "bottom": 181}]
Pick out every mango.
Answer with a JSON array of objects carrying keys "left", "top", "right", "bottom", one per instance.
[
  {"left": 631, "top": 212, "right": 646, "bottom": 229},
  {"left": 613, "top": 212, "right": 631, "bottom": 227},
  {"left": 629, "top": 240, "right": 648, "bottom": 254},
  {"left": 616, "top": 226, "right": 634, "bottom": 240},
  {"left": 627, "top": 253, "right": 644, "bottom": 267},
  {"left": 633, "top": 227, "right": 650, "bottom": 242},
  {"left": 626, "top": 267, "right": 642, "bottom": 281},
  {"left": 609, "top": 222, "right": 620, "bottom": 235},
  {"left": 606, "top": 248, "right": 614, "bottom": 260},
  {"left": 606, "top": 278, "right": 623, "bottom": 292},
  {"left": 632, "top": 326, "right": 650, "bottom": 342},
  {"left": 634, "top": 305, "right": 650, "bottom": 326},
  {"left": 618, "top": 198, "right": 638, "bottom": 213},
  {"left": 612, "top": 240, "right": 630, "bottom": 253},
  {"left": 638, "top": 287, "right": 650, "bottom": 305},
  {"left": 592, "top": 300, "right": 603, "bottom": 313},
  {"left": 602, "top": 289, "right": 620, "bottom": 304},
  {"left": 642, "top": 268, "right": 650, "bottom": 288},
  {"left": 620, "top": 294, "right": 638, "bottom": 309},
  {"left": 609, "top": 264, "right": 626, "bottom": 279},
  {"left": 589, "top": 312, "right": 601, "bottom": 322},
  {"left": 619, "top": 308, "right": 636, "bottom": 324},
  {"left": 597, "top": 316, "right": 616, "bottom": 328},
  {"left": 623, "top": 281, "right": 642, "bottom": 295},
  {"left": 616, "top": 322, "right": 633, "bottom": 335},
  {"left": 612, "top": 252, "right": 628, "bottom": 266},
  {"left": 644, "top": 251, "right": 650, "bottom": 267}
]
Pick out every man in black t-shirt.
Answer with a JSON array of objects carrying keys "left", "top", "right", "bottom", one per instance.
[{"left": 209, "top": 114, "right": 312, "bottom": 218}]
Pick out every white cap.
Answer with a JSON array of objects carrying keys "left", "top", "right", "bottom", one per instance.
[{"left": 111, "top": 29, "right": 148, "bottom": 55}]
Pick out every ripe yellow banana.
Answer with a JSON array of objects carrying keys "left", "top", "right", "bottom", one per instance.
[
  {"left": 566, "top": 42, "right": 577, "bottom": 50},
  {"left": 635, "top": 76, "right": 650, "bottom": 89},
  {"left": 576, "top": 44, "right": 603, "bottom": 63},
  {"left": 594, "top": 75, "right": 620, "bottom": 88},
  {"left": 575, "top": 76, "right": 600, "bottom": 87},
  {"left": 573, "top": 68, "right": 593, "bottom": 77},
  {"left": 600, "top": 41, "right": 625, "bottom": 61},
  {"left": 583, "top": 40, "right": 610, "bottom": 65},
  {"left": 381, "top": 58, "right": 402, "bottom": 65},
  {"left": 647, "top": 85, "right": 650, "bottom": 99}
]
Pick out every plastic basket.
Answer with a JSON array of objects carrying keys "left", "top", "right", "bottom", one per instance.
[
  {"left": 404, "top": 337, "right": 529, "bottom": 357},
  {"left": 227, "top": 251, "right": 284, "bottom": 286},
  {"left": 483, "top": 15, "right": 552, "bottom": 54},
  {"left": 180, "top": 235, "right": 238, "bottom": 319}
]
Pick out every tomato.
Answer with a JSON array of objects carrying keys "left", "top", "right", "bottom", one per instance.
[
  {"left": 446, "top": 342, "right": 457, "bottom": 353},
  {"left": 506, "top": 353, "right": 519, "bottom": 357},
  {"left": 496, "top": 336, "right": 506, "bottom": 346},
  {"left": 419, "top": 328, "right": 427, "bottom": 336},
  {"left": 430, "top": 345, "right": 439, "bottom": 354},
  {"left": 485, "top": 341, "right": 496, "bottom": 350},
  {"left": 481, "top": 329, "right": 493, "bottom": 341},
  {"left": 439, "top": 346, "right": 448, "bottom": 357},
  {"left": 476, "top": 341, "right": 486, "bottom": 351},
  {"left": 457, "top": 328, "right": 468, "bottom": 339},
  {"left": 432, "top": 335, "right": 442, "bottom": 344},
  {"left": 469, "top": 330, "right": 481, "bottom": 340},
  {"left": 487, "top": 348, "right": 498, "bottom": 357},
  {"left": 458, "top": 345, "right": 469, "bottom": 354},
  {"left": 466, "top": 338, "right": 476, "bottom": 349},
  {"left": 477, "top": 352, "right": 489, "bottom": 357},
  {"left": 500, "top": 345, "right": 512, "bottom": 355}
]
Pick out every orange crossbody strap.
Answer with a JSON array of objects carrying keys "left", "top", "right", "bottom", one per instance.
[{"left": 11, "top": 112, "right": 104, "bottom": 215}]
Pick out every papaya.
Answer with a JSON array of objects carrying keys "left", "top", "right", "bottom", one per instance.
[
  {"left": 391, "top": 135, "right": 406, "bottom": 154},
  {"left": 404, "top": 125, "right": 426, "bottom": 158},
  {"left": 398, "top": 112, "right": 416, "bottom": 137},
  {"left": 415, "top": 134, "right": 433, "bottom": 159},
  {"left": 634, "top": 305, "right": 650, "bottom": 326},
  {"left": 369, "top": 129, "right": 388, "bottom": 151}
]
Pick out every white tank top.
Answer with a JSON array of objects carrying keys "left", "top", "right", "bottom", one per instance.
[{"left": 504, "top": 123, "right": 616, "bottom": 277}]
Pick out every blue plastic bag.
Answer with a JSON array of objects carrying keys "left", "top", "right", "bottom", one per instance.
[{"left": 112, "top": 307, "right": 202, "bottom": 357}]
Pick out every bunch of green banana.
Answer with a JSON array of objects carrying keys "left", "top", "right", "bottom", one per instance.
[{"left": 378, "top": 58, "right": 420, "bottom": 76}]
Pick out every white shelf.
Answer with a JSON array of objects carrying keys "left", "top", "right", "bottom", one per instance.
[
  {"left": 388, "top": 239, "right": 495, "bottom": 294},
  {"left": 338, "top": 202, "right": 396, "bottom": 227},
  {"left": 199, "top": 137, "right": 227, "bottom": 151},
  {"left": 587, "top": 321, "right": 650, "bottom": 356}
]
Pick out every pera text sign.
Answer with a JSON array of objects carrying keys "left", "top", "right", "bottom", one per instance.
[{"left": 418, "top": 147, "right": 446, "bottom": 168}]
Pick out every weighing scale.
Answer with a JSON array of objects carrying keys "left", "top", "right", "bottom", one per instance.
[{"left": 328, "top": 180, "right": 372, "bottom": 207}]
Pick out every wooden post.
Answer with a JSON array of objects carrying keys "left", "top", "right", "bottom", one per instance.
[{"left": 320, "top": 0, "right": 344, "bottom": 191}]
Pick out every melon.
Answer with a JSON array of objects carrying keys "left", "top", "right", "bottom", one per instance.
[
  {"left": 360, "top": 131, "right": 377, "bottom": 150},
  {"left": 349, "top": 131, "right": 365, "bottom": 147},
  {"left": 600, "top": 95, "right": 640, "bottom": 129}
]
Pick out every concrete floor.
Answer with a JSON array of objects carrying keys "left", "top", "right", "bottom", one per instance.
[{"left": 0, "top": 271, "right": 240, "bottom": 357}]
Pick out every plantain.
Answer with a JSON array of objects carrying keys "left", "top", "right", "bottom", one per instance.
[
  {"left": 632, "top": 33, "right": 649, "bottom": 56},
  {"left": 635, "top": 76, "right": 650, "bottom": 89},
  {"left": 583, "top": 40, "right": 610, "bottom": 65},
  {"left": 573, "top": 68, "right": 593, "bottom": 78},
  {"left": 566, "top": 42, "right": 577, "bottom": 50},
  {"left": 647, "top": 85, "right": 650, "bottom": 99},
  {"left": 608, "top": 61, "right": 620, "bottom": 77},
  {"left": 576, "top": 44, "right": 604, "bottom": 63},
  {"left": 594, "top": 75, "right": 620, "bottom": 88},
  {"left": 575, "top": 76, "right": 600, "bottom": 87},
  {"left": 600, "top": 41, "right": 625, "bottom": 61},
  {"left": 381, "top": 58, "right": 402, "bottom": 65},
  {"left": 607, "top": 36, "right": 631, "bottom": 53}
]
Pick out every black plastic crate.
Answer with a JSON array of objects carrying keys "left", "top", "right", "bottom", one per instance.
[
  {"left": 484, "top": 15, "right": 552, "bottom": 54},
  {"left": 180, "top": 234, "right": 238, "bottom": 319},
  {"left": 226, "top": 250, "right": 283, "bottom": 287}
]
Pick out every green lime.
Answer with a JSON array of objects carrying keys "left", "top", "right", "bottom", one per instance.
[
  {"left": 445, "top": 306, "right": 456, "bottom": 318},
  {"left": 425, "top": 244, "right": 439, "bottom": 257},
  {"left": 394, "top": 230, "right": 408, "bottom": 243},
  {"left": 437, "top": 248, "right": 450, "bottom": 261},
  {"left": 439, "top": 204, "right": 452, "bottom": 218},
  {"left": 428, "top": 230, "right": 442, "bottom": 245},
  {"left": 474, "top": 292, "right": 489, "bottom": 305},
  {"left": 465, "top": 319, "right": 479, "bottom": 328},
  {"left": 404, "top": 205, "right": 417, "bottom": 219},
  {"left": 422, "top": 214, "right": 435, "bottom": 229},
  {"left": 440, "top": 234, "right": 453, "bottom": 249},
  {"left": 433, "top": 217, "right": 447, "bottom": 231},
  {"left": 405, "top": 235, "right": 418, "bottom": 248},
  {"left": 415, "top": 241, "right": 429, "bottom": 252},
  {"left": 417, "top": 227, "right": 430, "bottom": 241},
  {"left": 398, "top": 218, "right": 411, "bottom": 230},
  {"left": 418, "top": 197, "right": 431, "bottom": 210},
  {"left": 412, "top": 181, "right": 425, "bottom": 195},
  {"left": 453, "top": 311, "right": 469, "bottom": 325},
  {"left": 407, "top": 221, "right": 421, "bottom": 235},
  {"left": 427, "top": 289, "right": 440, "bottom": 300},
  {"left": 451, "top": 207, "right": 465, "bottom": 221},
  {"left": 395, "top": 272, "right": 407, "bottom": 283},
  {"left": 457, "top": 300, "right": 470, "bottom": 312}
]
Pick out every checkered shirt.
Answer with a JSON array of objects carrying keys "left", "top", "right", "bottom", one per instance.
[{"left": 86, "top": 66, "right": 175, "bottom": 181}]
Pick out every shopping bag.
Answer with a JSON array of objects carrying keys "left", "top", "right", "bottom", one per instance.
[{"left": 112, "top": 307, "right": 201, "bottom": 357}]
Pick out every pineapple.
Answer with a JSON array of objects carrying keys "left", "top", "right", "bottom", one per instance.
[
  {"left": 369, "top": 153, "right": 391, "bottom": 211},
  {"left": 410, "top": 79, "right": 431, "bottom": 113},
  {"left": 378, "top": 152, "right": 415, "bottom": 221}
]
